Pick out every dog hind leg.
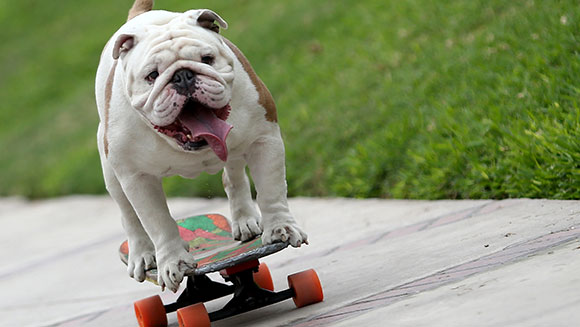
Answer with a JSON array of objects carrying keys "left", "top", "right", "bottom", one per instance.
[
  {"left": 223, "top": 159, "right": 263, "bottom": 241},
  {"left": 246, "top": 133, "right": 308, "bottom": 247}
]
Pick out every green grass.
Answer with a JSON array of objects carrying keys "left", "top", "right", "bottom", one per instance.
[{"left": 0, "top": 0, "right": 578, "bottom": 199}]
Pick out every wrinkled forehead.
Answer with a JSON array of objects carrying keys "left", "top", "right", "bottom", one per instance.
[
  {"left": 143, "top": 24, "right": 220, "bottom": 51},
  {"left": 150, "top": 27, "right": 221, "bottom": 65},
  {"left": 133, "top": 20, "right": 223, "bottom": 63}
]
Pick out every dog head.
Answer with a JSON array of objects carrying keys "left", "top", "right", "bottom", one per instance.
[{"left": 112, "top": 10, "right": 234, "bottom": 161}]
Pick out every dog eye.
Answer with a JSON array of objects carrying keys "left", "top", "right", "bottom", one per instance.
[
  {"left": 201, "top": 55, "right": 215, "bottom": 65},
  {"left": 145, "top": 71, "right": 159, "bottom": 83}
]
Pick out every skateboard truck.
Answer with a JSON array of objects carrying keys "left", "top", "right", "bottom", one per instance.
[{"left": 134, "top": 260, "right": 323, "bottom": 327}]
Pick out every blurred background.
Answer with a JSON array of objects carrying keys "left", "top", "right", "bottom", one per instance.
[{"left": 0, "top": 0, "right": 578, "bottom": 200}]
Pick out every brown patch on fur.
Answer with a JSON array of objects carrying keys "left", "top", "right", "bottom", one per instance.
[
  {"left": 103, "top": 61, "right": 118, "bottom": 157},
  {"left": 128, "top": 0, "right": 154, "bottom": 21},
  {"left": 222, "top": 38, "right": 278, "bottom": 122}
]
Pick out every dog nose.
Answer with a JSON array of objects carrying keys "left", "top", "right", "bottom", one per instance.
[{"left": 172, "top": 68, "right": 196, "bottom": 95}]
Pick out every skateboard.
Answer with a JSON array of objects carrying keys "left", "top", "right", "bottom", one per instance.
[{"left": 119, "top": 214, "right": 324, "bottom": 327}]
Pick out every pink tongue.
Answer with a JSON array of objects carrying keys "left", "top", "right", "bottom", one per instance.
[{"left": 179, "top": 106, "right": 233, "bottom": 161}]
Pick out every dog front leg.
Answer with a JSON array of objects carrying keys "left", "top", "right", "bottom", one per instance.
[
  {"left": 117, "top": 173, "right": 196, "bottom": 292},
  {"left": 247, "top": 134, "right": 308, "bottom": 247},
  {"left": 102, "top": 161, "right": 156, "bottom": 283}
]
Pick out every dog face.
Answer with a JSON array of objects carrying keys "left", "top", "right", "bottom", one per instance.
[{"left": 112, "top": 10, "right": 235, "bottom": 161}]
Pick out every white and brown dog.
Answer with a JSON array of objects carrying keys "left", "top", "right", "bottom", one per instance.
[{"left": 95, "top": 0, "right": 307, "bottom": 292}]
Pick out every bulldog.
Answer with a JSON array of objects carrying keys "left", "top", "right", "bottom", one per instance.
[{"left": 95, "top": 0, "right": 307, "bottom": 292}]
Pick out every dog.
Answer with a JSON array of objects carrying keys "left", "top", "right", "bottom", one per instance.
[{"left": 95, "top": 0, "right": 307, "bottom": 292}]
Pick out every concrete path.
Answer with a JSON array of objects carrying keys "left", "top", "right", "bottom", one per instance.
[{"left": 1, "top": 196, "right": 579, "bottom": 327}]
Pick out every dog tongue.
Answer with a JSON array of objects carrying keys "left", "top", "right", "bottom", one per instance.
[{"left": 179, "top": 106, "right": 233, "bottom": 161}]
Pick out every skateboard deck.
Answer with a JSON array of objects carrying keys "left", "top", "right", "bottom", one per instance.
[{"left": 119, "top": 214, "right": 288, "bottom": 282}]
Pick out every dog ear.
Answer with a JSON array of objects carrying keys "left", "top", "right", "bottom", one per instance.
[
  {"left": 113, "top": 34, "right": 136, "bottom": 60},
  {"left": 127, "top": 0, "right": 154, "bottom": 21},
  {"left": 195, "top": 9, "right": 229, "bottom": 33}
]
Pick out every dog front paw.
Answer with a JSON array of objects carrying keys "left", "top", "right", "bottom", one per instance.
[
  {"left": 156, "top": 240, "right": 196, "bottom": 292},
  {"left": 262, "top": 218, "right": 308, "bottom": 247},
  {"left": 127, "top": 238, "right": 157, "bottom": 283},
  {"left": 232, "top": 215, "right": 262, "bottom": 242}
]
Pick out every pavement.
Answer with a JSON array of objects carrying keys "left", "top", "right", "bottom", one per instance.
[{"left": 1, "top": 196, "right": 579, "bottom": 327}]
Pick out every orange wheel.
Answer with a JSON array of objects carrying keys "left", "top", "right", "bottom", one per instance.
[
  {"left": 253, "top": 262, "right": 274, "bottom": 291},
  {"left": 177, "top": 303, "right": 210, "bottom": 327},
  {"left": 287, "top": 269, "right": 324, "bottom": 308},
  {"left": 134, "top": 295, "right": 167, "bottom": 327}
]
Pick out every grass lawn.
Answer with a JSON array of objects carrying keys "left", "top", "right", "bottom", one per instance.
[{"left": 0, "top": 0, "right": 578, "bottom": 199}]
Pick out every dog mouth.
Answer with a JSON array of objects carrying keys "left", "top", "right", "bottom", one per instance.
[{"left": 154, "top": 99, "right": 232, "bottom": 161}]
